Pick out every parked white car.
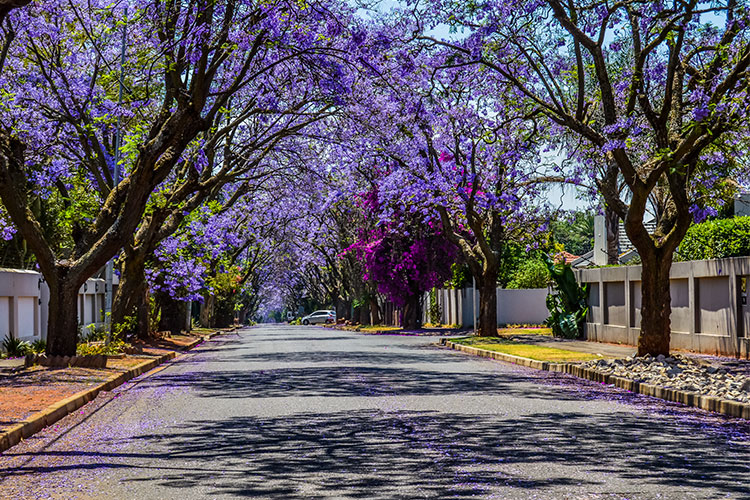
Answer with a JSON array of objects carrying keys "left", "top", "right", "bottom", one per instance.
[{"left": 301, "top": 310, "right": 336, "bottom": 325}]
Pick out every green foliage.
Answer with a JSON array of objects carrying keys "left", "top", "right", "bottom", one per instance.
[
  {"left": 2, "top": 335, "right": 30, "bottom": 356},
  {"left": 0, "top": 192, "right": 72, "bottom": 268},
  {"left": 428, "top": 288, "right": 443, "bottom": 324},
  {"left": 77, "top": 338, "right": 131, "bottom": 356},
  {"left": 208, "top": 269, "right": 241, "bottom": 327},
  {"left": 550, "top": 212, "right": 594, "bottom": 256},
  {"left": 543, "top": 255, "right": 588, "bottom": 339},
  {"left": 114, "top": 315, "right": 138, "bottom": 339},
  {"left": 352, "top": 296, "right": 366, "bottom": 309},
  {"left": 447, "top": 263, "right": 471, "bottom": 288},
  {"left": 497, "top": 242, "right": 528, "bottom": 287},
  {"left": 676, "top": 216, "right": 750, "bottom": 261},
  {"left": 506, "top": 259, "right": 550, "bottom": 289},
  {"left": 79, "top": 323, "right": 107, "bottom": 343}
]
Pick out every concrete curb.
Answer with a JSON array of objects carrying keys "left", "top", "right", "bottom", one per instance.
[
  {"left": 0, "top": 332, "right": 219, "bottom": 454},
  {"left": 441, "top": 339, "right": 750, "bottom": 420}
]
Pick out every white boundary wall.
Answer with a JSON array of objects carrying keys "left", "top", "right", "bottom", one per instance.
[
  {"left": 0, "top": 268, "right": 107, "bottom": 343},
  {"left": 575, "top": 257, "right": 750, "bottom": 357},
  {"left": 424, "top": 287, "right": 549, "bottom": 327}
]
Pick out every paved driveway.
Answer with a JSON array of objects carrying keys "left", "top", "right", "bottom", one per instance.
[{"left": 1, "top": 325, "right": 749, "bottom": 499}]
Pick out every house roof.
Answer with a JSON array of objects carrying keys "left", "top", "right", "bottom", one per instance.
[
  {"left": 556, "top": 251, "right": 580, "bottom": 265},
  {"left": 571, "top": 250, "right": 594, "bottom": 268}
]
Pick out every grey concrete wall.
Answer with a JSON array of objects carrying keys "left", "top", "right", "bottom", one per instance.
[
  {"left": 0, "top": 268, "right": 107, "bottom": 345},
  {"left": 426, "top": 287, "right": 548, "bottom": 328},
  {"left": 0, "top": 269, "right": 41, "bottom": 342},
  {"left": 497, "top": 288, "right": 549, "bottom": 325},
  {"left": 576, "top": 256, "right": 750, "bottom": 357}
]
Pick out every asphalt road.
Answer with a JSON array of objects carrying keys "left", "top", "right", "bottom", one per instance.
[{"left": 2, "top": 325, "right": 750, "bottom": 500}]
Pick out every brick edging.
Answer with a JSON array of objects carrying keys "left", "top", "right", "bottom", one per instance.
[
  {"left": 441, "top": 339, "right": 750, "bottom": 420},
  {"left": 0, "top": 334, "right": 212, "bottom": 454}
]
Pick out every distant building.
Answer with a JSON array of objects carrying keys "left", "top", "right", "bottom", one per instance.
[
  {"left": 588, "top": 215, "right": 654, "bottom": 267},
  {"left": 618, "top": 220, "right": 656, "bottom": 253},
  {"left": 735, "top": 191, "right": 750, "bottom": 216}
]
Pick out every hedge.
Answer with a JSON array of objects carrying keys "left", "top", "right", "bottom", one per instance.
[{"left": 676, "top": 216, "right": 750, "bottom": 261}]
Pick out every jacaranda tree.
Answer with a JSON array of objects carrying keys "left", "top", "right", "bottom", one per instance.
[
  {"left": 0, "top": 0, "right": 352, "bottom": 355},
  {"left": 334, "top": 16, "right": 560, "bottom": 335},
  {"left": 423, "top": 0, "right": 750, "bottom": 354}
]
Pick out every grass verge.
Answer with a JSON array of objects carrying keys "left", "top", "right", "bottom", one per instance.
[
  {"left": 450, "top": 336, "right": 606, "bottom": 362},
  {"left": 497, "top": 327, "right": 553, "bottom": 336},
  {"left": 334, "top": 325, "right": 403, "bottom": 333}
]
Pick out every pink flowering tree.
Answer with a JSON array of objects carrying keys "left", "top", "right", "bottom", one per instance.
[{"left": 345, "top": 188, "right": 458, "bottom": 329}]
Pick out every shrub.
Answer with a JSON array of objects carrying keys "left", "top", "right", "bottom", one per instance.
[
  {"left": 543, "top": 255, "right": 588, "bottom": 339},
  {"left": 676, "top": 216, "right": 750, "bottom": 261},
  {"left": 114, "top": 315, "right": 138, "bottom": 339},
  {"left": 76, "top": 338, "right": 131, "bottom": 356},
  {"left": 79, "top": 323, "right": 107, "bottom": 343},
  {"left": 507, "top": 259, "right": 550, "bottom": 289},
  {"left": 2, "top": 335, "right": 31, "bottom": 357},
  {"left": 30, "top": 339, "right": 47, "bottom": 354}
]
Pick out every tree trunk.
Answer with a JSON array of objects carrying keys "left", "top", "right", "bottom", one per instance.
[
  {"left": 359, "top": 302, "right": 370, "bottom": 325},
  {"left": 477, "top": 277, "right": 498, "bottom": 337},
  {"left": 134, "top": 285, "right": 151, "bottom": 340},
  {"left": 111, "top": 252, "right": 151, "bottom": 340},
  {"left": 158, "top": 294, "right": 187, "bottom": 336},
  {"left": 351, "top": 304, "right": 362, "bottom": 324},
  {"left": 605, "top": 206, "right": 620, "bottom": 265},
  {"left": 111, "top": 251, "right": 147, "bottom": 334},
  {"left": 335, "top": 298, "right": 350, "bottom": 321},
  {"left": 369, "top": 296, "right": 381, "bottom": 325},
  {"left": 401, "top": 295, "right": 421, "bottom": 330},
  {"left": 45, "top": 275, "right": 82, "bottom": 357},
  {"left": 200, "top": 295, "right": 215, "bottom": 327},
  {"left": 637, "top": 251, "right": 673, "bottom": 356}
]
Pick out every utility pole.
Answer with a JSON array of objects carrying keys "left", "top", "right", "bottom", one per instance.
[{"left": 105, "top": 8, "right": 128, "bottom": 343}]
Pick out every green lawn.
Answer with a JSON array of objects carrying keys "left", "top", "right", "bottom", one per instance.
[
  {"left": 190, "top": 327, "right": 219, "bottom": 335},
  {"left": 450, "top": 336, "right": 605, "bottom": 362},
  {"left": 497, "top": 327, "right": 552, "bottom": 336},
  {"left": 357, "top": 325, "right": 402, "bottom": 332}
]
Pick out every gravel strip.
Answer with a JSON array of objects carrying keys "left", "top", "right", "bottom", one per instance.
[{"left": 581, "top": 354, "right": 750, "bottom": 403}]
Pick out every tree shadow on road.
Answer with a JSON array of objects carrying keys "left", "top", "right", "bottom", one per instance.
[
  {"left": 192, "top": 348, "right": 474, "bottom": 366},
  {"left": 5, "top": 407, "right": 750, "bottom": 499}
]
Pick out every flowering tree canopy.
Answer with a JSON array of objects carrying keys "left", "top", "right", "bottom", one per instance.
[
  {"left": 0, "top": 0, "right": 354, "bottom": 354},
  {"left": 416, "top": 0, "right": 750, "bottom": 353},
  {"left": 325, "top": 15, "right": 561, "bottom": 335}
]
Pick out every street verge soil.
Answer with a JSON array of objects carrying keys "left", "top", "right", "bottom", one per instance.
[{"left": 0, "top": 329, "right": 235, "bottom": 453}]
